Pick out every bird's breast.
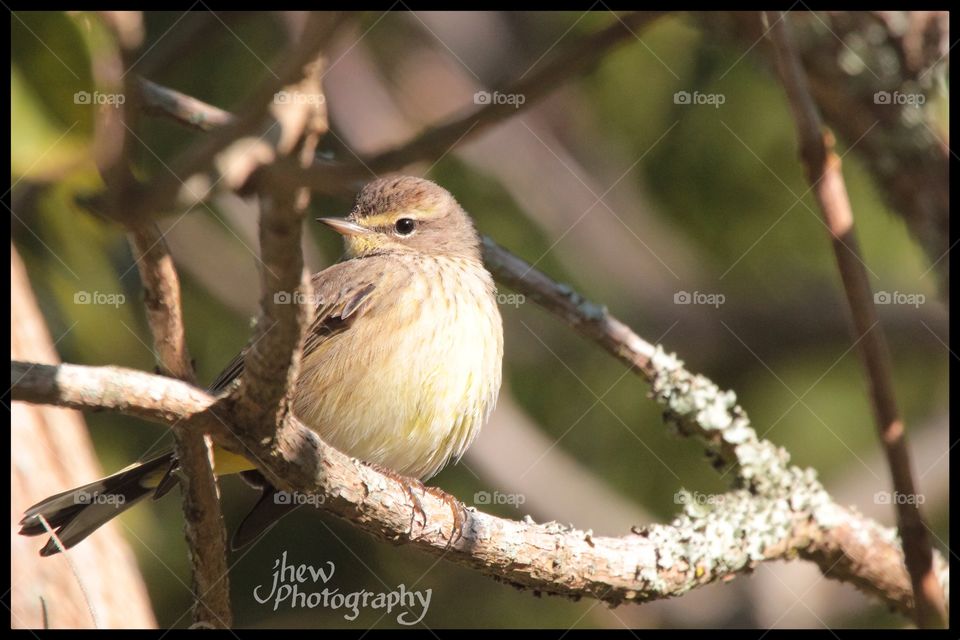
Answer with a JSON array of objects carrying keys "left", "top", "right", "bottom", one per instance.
[{"left": 294, "top": 256, "right": 503, "bottom": 480}]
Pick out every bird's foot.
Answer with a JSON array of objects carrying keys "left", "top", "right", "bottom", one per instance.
[
  {"left": 364, "top": 463, "right": 465, "bottom": 546},
  {"left": 423, "top": 484, "right": 466, "bottom": 548},
  {"left": 364, "top": 463, "right": 428, "bottom": 537}
]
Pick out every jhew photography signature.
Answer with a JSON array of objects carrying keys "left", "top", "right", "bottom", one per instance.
[{"left": 253, "top": 551, "right": 432, "bottom": 625}]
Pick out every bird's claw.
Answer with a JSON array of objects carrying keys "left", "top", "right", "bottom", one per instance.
[
  {"left": 399, "top": 478, "right": 428, "bottom": 535},
  {"left": 364, "top": 462, "right": 465, "bottom": 546},
  {"left": 424, "top": 485, "right": 466, "bottom": 547}
]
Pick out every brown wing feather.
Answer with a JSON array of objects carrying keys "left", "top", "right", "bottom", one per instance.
[
  {"left": 209, "top": 260, "right": 384, "bottom": 546},
  {"left": 207, "top": 261, "right": 380, "bottom": 394}
]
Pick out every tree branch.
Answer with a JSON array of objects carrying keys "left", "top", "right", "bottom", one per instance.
[
  {"left": 702, "top": 11, "right": 949, "bottom": 291},
  {"left": 482, "top": 237, "right": 656, "bottom": 377},
  {"left": 127, "top": 223, "right": 232, "bottom": 628},
  {"left": 138, "top": 77, "right": 235, "bottom": 131},
  {"left": 127, "top": 224, "right": 194, "bottom": 381},
  {"left": 142, "top": 12, "right": 668, "bottom": 197},
  {"left": 11, "top": 358, "right": 947, "bottom": 617},
  {"left": 95, "top": 11, "right": 232, "bottom": 627},
  {"left": 335, "top": 11, "right": 668, "bottom": 179},
  {"left": 228, "top": 55, "right": 328, "bottom": 444},
  {"left": 131, "top": 12, "right": 347, "bottom": 217},
  {"left": 765, "top": 11, "right": 946, "bottom": 628}
]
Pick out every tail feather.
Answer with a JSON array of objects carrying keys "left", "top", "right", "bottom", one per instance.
[
  {"left": 231, "top": 486, "right": 299, "bottom": 550},
  {"left": 20, "top": 451, "right": 176, "bottom": 556}
]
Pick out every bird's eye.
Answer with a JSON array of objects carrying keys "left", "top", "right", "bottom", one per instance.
[{"left": 394, "top": 218, "right": 416, "bottom": 236}]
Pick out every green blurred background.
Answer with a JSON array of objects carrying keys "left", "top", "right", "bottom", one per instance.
[{"left": 10, "top": 10, "right": 949, "bottom": 628}]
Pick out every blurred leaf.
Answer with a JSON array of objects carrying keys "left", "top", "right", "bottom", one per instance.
[{"left": 10, "top": 12, "right": 95, "bottom": 179}]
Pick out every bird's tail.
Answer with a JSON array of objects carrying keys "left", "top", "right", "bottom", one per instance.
[{"left": 19, "top": 451, "right": 178, "bottom": 556}]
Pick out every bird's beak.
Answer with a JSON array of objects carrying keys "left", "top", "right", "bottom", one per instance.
[{"left": 316, "top": 217, "right": 370, "bottom": 236}]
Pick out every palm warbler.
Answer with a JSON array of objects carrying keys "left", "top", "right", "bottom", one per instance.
[{"left": 20, "top": 175, "right": 504, "bottom": 555}]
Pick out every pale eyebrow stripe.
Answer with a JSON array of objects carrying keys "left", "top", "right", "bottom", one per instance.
[{"left": 361, "top": 209, "right": 437, "bottom": 228}]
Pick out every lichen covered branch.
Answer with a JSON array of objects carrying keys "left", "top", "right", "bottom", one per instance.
[{"left": 10, "top": 353, "right": 946, "bottom": 619}]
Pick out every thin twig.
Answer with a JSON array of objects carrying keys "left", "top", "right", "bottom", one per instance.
[
  {"left": 133, "top": 12, "right": 665, "bottom": 199},
  {"left": 36, "top": 515, "right": 100, "bottom": 629},
  {"left": 337, "top": 12, "right": 668, "bottom": 178},
  {"left": 765, "top": 11, "right": 946, "bottom": 628},
  {"left": 150, "top": 12, "right": 668, "bottom": 196},
  {"left": 138, "top": 78, "right": 235, "bottom": 131},
  {"left": 482, "top": 237, "right": 656, "bottom": 377},
  {"left": 131, "top": 12, "right": 347, "bottom": 217},
  {"left": 703, "top": 12, "right": 949, "bottom": 290}
]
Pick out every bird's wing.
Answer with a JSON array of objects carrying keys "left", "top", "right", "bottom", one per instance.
[{"left": 208, "top": 260, "right": 380, "bottom": 394}]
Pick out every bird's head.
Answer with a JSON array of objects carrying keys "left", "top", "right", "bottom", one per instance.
[{"left": 318, "top": 176, "right": 481, "bottom": 261}]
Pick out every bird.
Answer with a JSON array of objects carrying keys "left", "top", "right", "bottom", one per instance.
[{"left": 19, "top": 175, "right": 504, "bottom": 555}]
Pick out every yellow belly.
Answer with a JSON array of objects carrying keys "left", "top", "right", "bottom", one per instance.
[{"left": 292, "top": 257, "right": 503, "bottom": 480}]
